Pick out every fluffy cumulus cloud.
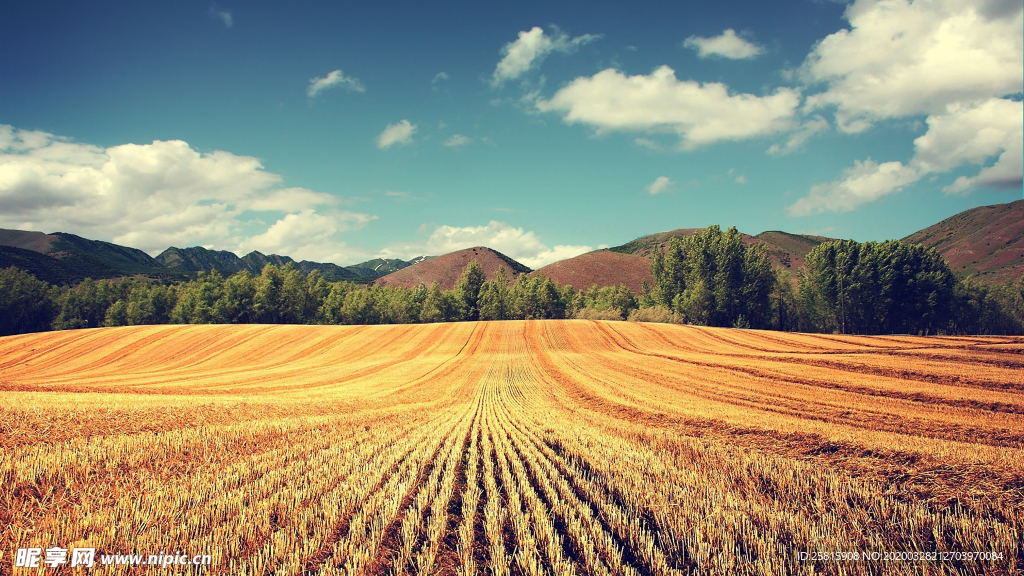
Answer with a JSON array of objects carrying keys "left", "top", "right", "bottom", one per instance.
[
  {"left": 378, "top": 221, "right": 593, "bottom": 269},
  {"left": 787, "top": 159, "right": 920, "bottom": 215},
  {"left": 790, "top": 0, "right": 1022, "bottom": 213},
  {"left": 376, "top": 119, "right": 417, "bottom": 149},
  {"left": 239, "top": 209, "right": 376, "bottom": 263},
  {"left": 492, "top": 26, "right": 600, "bottom": 85},
  {"left": 802, "top": 0, "right": 1023, "bottom": 130},
  {"left": 0, "top": 125, "right": 374, "bottom": 261},
  {"left": 684, "top": 29, "right": 765, "bottom": 59},
  {"left": 788, "top": 98, "right": 1024, "bottom": 214},
  {"left": 645, "top": 176, "right": 674, "bottom": 195},
  {"left": 536, "top": 65, "right": 800, "bottom": 149},
  {"left": 913, "top": 98, "right": 1023, "bottom": 192},
  {"left": 307, "top": 69, "right": 365, "bottom": 98},
  {"left": 767, "top": 115, "right": 830, "bottom": 156}
]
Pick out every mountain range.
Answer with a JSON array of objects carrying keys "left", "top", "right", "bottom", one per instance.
[
  {"left": 0, "top": 229, "right": 428, "bottom": 285},
  {"left": 1, "top": 199, "right": 1021, "bottom": 289}
]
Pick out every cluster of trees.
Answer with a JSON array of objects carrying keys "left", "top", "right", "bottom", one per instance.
[
  {"left": 2, "top": 225, "right": 1022, "bottom": 337},
  {"left": 0, "top": 261, "right": 641, "bottom": 336},
  {"left": 644, "top": 227, "right": 1024, "bottom": 335},
  {"left": 649, "top": 226, "right": 776, "bottom": 329},
  {"left": 795, "top": 239, "right": 1024, "bottom": 335},
  {"left": 799, "top": 240, "right": 956, "bottom": 335}
]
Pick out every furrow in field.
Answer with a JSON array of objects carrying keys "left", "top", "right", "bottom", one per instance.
[
  {"left": 308, "top": 406, "right": 471, "bottom": 576},
  {"left": 584, "top": 322, "right": 1024, "bottom": 446},
  {"left": 353, "top": 403, "right": 476, "bottom": 576},
  {"left": 480, "top": 402, "right": 515, "bottom": 576},
  {"left": 386, "top": 405, "right": 478, "bottom": 576},
  {"left": 523, "top": 322, "right": 1024, "bottom": 523},
  {"left": 630, "top": 322, "right": 1024, "bottom": 394},
  {"left": 498, "top": 408, "right": 632, "bottom": 576},
  {"left": 2, "top": 321, "right": 1023, "bottom": 576},
  {"left": 248, "top": 411, "right": 444, "bottom": 575}
]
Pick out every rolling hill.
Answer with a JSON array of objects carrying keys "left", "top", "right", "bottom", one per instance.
[
  {"left": 902, "top": 199, "right": 1024, "bottom": 283},
  {"left": 529, "top": 250, "right": 653, "bottom": 293},
  {"left": 346, "top": 257, "right": 431, "bottom": 280},
  {"left": 155, "top": 246, "right": 252, "bottom": 275},
  {"left": 155, "top": 246, "right": 366, "bottom": 282},
  {"left": 372, "top": 247, "right": 530, "bottom": 290},
  {"left": 0, "top": 228, "right": 424, "bottom": 284},
  {"left": 608, "top": 227, "right": 833, "bottom": 274},
  {"left": 3, "top": 199, "right": 1022, "bottom": 289},
  {"left": 0, "top": 229, "right": 175, "bottom": 282}
]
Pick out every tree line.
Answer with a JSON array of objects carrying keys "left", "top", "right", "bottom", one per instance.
[{"left": 2, "top": 225, "right": 1022, "bottom": 337}]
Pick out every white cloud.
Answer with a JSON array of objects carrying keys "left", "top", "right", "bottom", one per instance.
[
  {"left": 444, "top": 134, "right": 471, "bottom": 148},
  {"left": 912, "top": 97, "right": 1023, "bottom": 192},
  {"left": 735, "top": 175, "right": 749, "bottom": 185},
  {"left": 767, "top": 115, "right": 830, "bottom": 155},
  {"left": 802, "top": 0, "right": 1023, "bottom": 129},
  {"left": 789, "top": 97, "right": 1023, "bottom": 213},
  {"left": 432, "top": 72, "right": 449, "bottom": 85},
  {"left": 787, "top": 159, "right": 920, "bottom": 215},
  {"left": 378, "top": 220, "right": 592, "bottom": 268},
  {"left": 209, "top": 5, "right": 232, "bottom": 28},
  {"left": 246, "top": 187, "right": 338, "bottom": 211},
  {"left": 646, "top": 176, "right": 675, "bottom": 195},
  {"left": 376, "top": 119, "right": 417, "bottom": 149},
  {"left": 307, "top": 69, "right": 365, "bottom": 98},
  {"left": 492, "top": 26, "right": 601, "bottom": 86},
  {"left": 0, "top": 125, "right": 374, "bottom": 262},
  {"left": 239, "top": 209, "right": 375, "bottom": 263},
  {"left": 788, "top": 0, "right": 1022, "bottom": 214},
  {"left": 684, "top": 29, "right": 765, "bottom": 59},
  {"left": 536, "top": 66, "right": 800, "bottom": 149}
]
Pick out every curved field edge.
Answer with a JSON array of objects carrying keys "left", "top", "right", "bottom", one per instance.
[{"left": 1, "top": 321, "right": 1022, "bottom": 575}]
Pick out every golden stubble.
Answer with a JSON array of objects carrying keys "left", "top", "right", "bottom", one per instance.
[{"left": 1, "top": 320, "right": 1022, "bottom": 575}]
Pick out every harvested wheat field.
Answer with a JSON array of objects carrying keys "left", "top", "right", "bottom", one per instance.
[{"left": 1, "top": 320, "right": 1023, "bottom": 575}]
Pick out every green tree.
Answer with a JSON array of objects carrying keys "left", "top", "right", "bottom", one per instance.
[
  {"left": 253, "top": 264, "right": 283, "bottom": 323},
  {"left": 216, "top": 271, "right": 256, "bottom": 323},
  {"left": 341, "top": 288, "right": 380, "bottom": 325},
  {"left": 478, "top": 266, "right": 512, "bottom": 321},
  {"left": 0, "top": 267, "right": 57, "bottom": 336},
  {"left": 651, "top": 226, "right": 775, "bottom": 328},
  {"left": 104, "top": 299, "right": 128, "bottom": 327},
  {"left": 53, "top": 278, "right": 115, "bottom": 330},
  {"left": 800, "top": 240, "right": 956, "bottom": 334},
  {"left": 317, "top": 282, "right": 355, "bottom": 324},
  {"left": 303, "top": 270, "right": 330, "bottom": 323},
  {"left": 420, "top": 282, "right": 446, "bottom": 323},
  {"left": 170, "top": 270, "right": 225, "bottom": 324},
  {"left": 456, "top": 260, "right": 486, "bottom": 321}
]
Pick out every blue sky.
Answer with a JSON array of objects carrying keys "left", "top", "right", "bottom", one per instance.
[{"left": 1, "top": 0, "right": 1021, "bottom": 267}]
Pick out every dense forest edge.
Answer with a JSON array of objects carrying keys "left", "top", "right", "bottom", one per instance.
[{"left": 2, "top": 226, "right": 1023, "bottom": 337}]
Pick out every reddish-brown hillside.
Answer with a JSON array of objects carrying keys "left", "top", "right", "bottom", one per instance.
[
  {"left": 529, "top": 250, "right": 654, "bottom": 293},
  {"left": 903, "top": 199, "right": 1024, "bottom": 283},
  {"left": 372, "top": 247, "right": 530, "bottom": 290},
  {"left": 0, "top": 229, "right": 60, "bottom": 253}
]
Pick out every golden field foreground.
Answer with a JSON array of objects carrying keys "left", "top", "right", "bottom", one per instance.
[{"left": 1, "top": 321, "right": 1023, "bottom": 575}]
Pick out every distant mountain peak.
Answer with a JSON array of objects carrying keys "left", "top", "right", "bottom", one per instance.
[{"left": 373, "top": 247, "right": 529, "bottom": 290}]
